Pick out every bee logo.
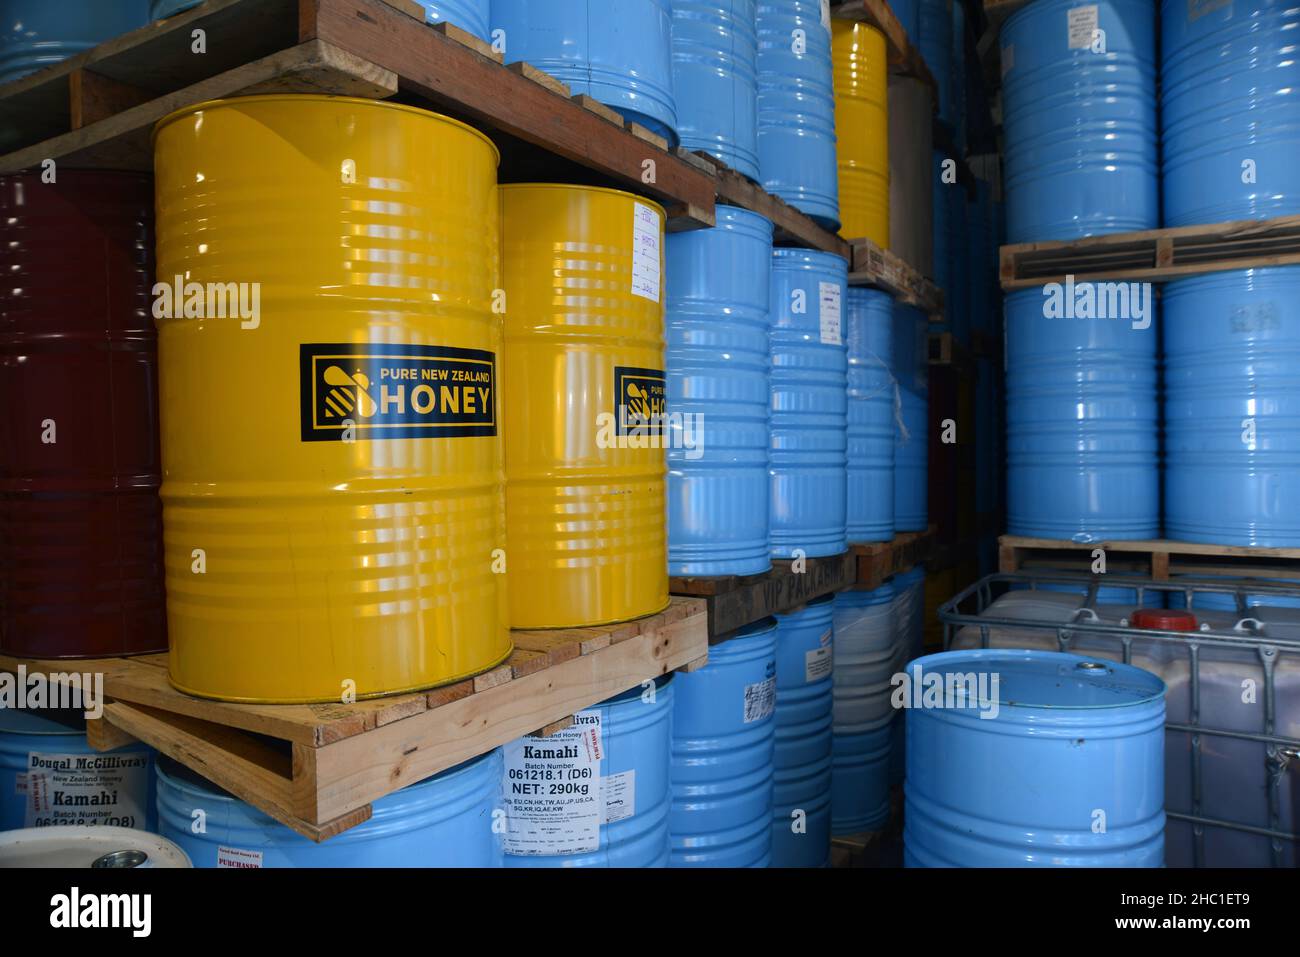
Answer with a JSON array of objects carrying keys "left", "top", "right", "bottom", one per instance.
[
  {"left": 321, "top": 366, "right": 378, "bottom": 419},
  {"left": 613, "top": 366, "right": 666, "bottom": 436}
]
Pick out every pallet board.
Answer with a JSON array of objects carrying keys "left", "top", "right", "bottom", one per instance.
[
  {"left": 1, "top": 598, "right": 707, "bottom": 841},
  {"left": 852, "top": 526, "right": 938, "bottom": 589},
  {"left": 0, "top": 0, "right": 716, "bottom": 228},
  {"left": 832, "top": 0, "right": 938, "bottom": 91},
  {"left": 849, "top": 236, "right": 945, "bottom": 314},
  {"left": 999, "top": 214, "right": 1300, "bottom": 290},
  {"left": 1000, "top": 535, "right": 1300, "bottom": 582}
]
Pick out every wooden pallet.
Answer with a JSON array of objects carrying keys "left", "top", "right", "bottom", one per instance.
[
  {"left": 927, "top": 331, "right": 969, "bottom": 368},
  {"left": 852, "top": 526, "right": 938, "bottom": 590},
  {"left": 849, "top": 236, "right": 945, "bottom": 314},
  {"left": 0, "top": 598, "right": 707, "bottom": 842},
  {"left": 671, "top": 553, "right": 858, "bottom": 640},
  {"left": 829, "top": 828, "right": 884, "bottom": 867},
  {"left": 999, "top": 215, "right": 1300, "bottom": 290},
  {"left": 833, "top": 0, "right": 937, "bottom": 92},
  {"left": 999, "top": 535, "right": 1300, "bottom": 582},
  {"left": 0, "top": 0, "right": 715, "bottom": 228}
]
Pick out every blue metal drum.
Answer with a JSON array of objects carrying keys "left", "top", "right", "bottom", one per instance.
[
  {"left": 666, "top": 206, "right": 773, "bottom": 577},
  {"left": 892, "top": 302, "right": 928, "bottom": 532},
  {"left": 158, "top": 751, "right": 503, "bottom": 867},
  {"left": 1005, "top": 285, "right": 1159, "bottom": 541},
  {"left": 918, "top": 0, "right": 953, "bottom": 130},
  {"left": 888, "top": 564, "right": 927, "bottom": 786},
  {"left": 1164, "top": 267, "right": 1300, "bottom": 547},
  {"left": 771, "top": 596, "right": 834, "bottom": 867},
  {"left": 670, "top": 619, "right": 776, "bottom": 867},
  {"left": 672, "top": 0, "right": 760, "bottom": 179},
  {"left": 950, "top": 0, "right": 966, "bottom": 151},
  {"left": 491, "top": 0, "right": 678, "bottom": 144},
  {"left": 931, "top": 151, "right": 953, "bottom": 304},
  {"left": 503, "top": 678, "right": 673, "bottom": 867},
  {"left": 414, "top": 1, "right": 490, "bottom": 41},
  {"left": 756, "top": 0, "right": 840, "bottom": 229},
  {"left": 904, "top": 649, "right": 1167, "bottom": 867},
  {"left": 1, "top": 709, "right": 156, "bottom": 832},
  {"left": 149, "top": 0, "right": 200, "bottom": 18},
  {"left": 845, "top": 288, "right": 895, "bottom": 542},
  {"left": 769, "top": 248, "right": 849, "bottom": 558},
  {"left": 831, "top": 583, "right": 898, "bottom": 834},
  {"left": 1, "top": 0, "right": 150, "bottom": 85},
  {"left": 888, "top": 0, "right": 918, "bottom": 44},
  {"left": 1162, "top": 0, "right": 1300, "bottom": 227},
  {"left": 1001, "top": 0, "right": 1158, "bottom": 243}
]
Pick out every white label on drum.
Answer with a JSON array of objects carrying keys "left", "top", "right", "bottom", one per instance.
[
  {"left": 631, "top": 202, "right": 662, "bottom": 303},
  {"left": 502, "top": 710, "right": 603, "bottom": 855},
  {"left": 819, "top": 281, "right": 842, "bottom": 345},
  {"left": 217, "top": 846, "right": 264, "bottom": 869},
  {"left": 743, "top": 676, "right": 777, "bottom": 723},
  {"left": 602, "top": 769, "right": 635, "bottom": 824},
  {"left": 1067, "top": 5, "right": 1099, "bottom": 50},
  {"left": 24, "top": 751, "right": 150, "bottom": 829},
  {"left": 806, "top": 630, "right": 834, "bottom": 683},
  {"left": 820, "top": 0, "right": 831, "bottom": 31},
  {"left": 1188, "top": 0, "right": 1232, "bottom": 23}
]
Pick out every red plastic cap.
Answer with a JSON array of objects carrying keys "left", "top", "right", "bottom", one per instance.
[{"left": 1131, "top": 609, "right": 1198, "bottom": 632}]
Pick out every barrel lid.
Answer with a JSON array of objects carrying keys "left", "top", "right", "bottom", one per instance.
[
  {"left": 0, "top": 826, "right": 191, "bottom": 868},
  {"left": 835, "top": 581, "right": 896, "bottom": 606},
  {"left": 772, "top": 246, "right": 850, "bottom": 269},
  {"left": 0, "top": 707, "right": 87, "bottom": 736},
  {"left": 498, "top": 182, "right": 665, "bottom": 221},
  {"left": 1131, "top": 608, "right": 1197, "bottom": 632},
  {"left": 907, "top": 649, "right": 1166, "bottom": 710},
  {"left": 152, "top": 94, "right": 500, "bottom": 164}
]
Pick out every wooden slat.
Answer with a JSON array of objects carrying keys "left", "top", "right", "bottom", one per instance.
[
  {"left": 68, "top": 70, "right": 151, "bottom": 129},
  {"left": 706, "top": 553, "right": 858, "bottom": 640},
  {"left": 848, "top": 236, "right": 945, "bottom": 314},
  {"left": 1000, "top": 535, "right": 1300, "bottom": 561},
  {"left": 506, "top": 61, "right": 570, "bottom": 97},
  {"left": 711, "top": 162, "right": 850, "bottom": 260}
]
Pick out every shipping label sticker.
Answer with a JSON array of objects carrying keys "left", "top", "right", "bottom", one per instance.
[
  {"left": 818, "top": 281, "right": 842, "bottom": 345},
  {"left": 1067, "top": 5, "right": 1099, "bottom": 50},
  {"left": 502, "top": 710, "right": 603, "bottom": 856},
  {"left": 217, "top": 846, "right": 264, "bottom": 869},
  {"left": 743, "top": 676, "right": 777, "bottom": 724},
  {"left": 24, "top": 751, "right": 151, "bottom": 829},
  {"left": 631, "top": 202, "right": 662, "bottom": 303},
  {"left": 805, "top": 645, "right": 833, "bottom": 684},
  {"left": 602, "top": 769, "right": 635, "bottom": 824},
  {"left": 299, "top": 343, "right": 496, "bottom": 442}
]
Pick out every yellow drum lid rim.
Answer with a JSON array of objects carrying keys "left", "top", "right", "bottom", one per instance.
[
  {"left": 514, "top": 596, "right": 672, "bottom": 632},
  {"left": 151, "top": 93, "right": 501, "bottom": 165},
  {"left": 499, "top": 182, "right": 667, "bottom": 221}
]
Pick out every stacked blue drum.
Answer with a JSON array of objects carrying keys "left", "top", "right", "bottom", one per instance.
[
  {"left": 1161, "top": 0, "right": 1300, "bottom": 227},
  {"left": 756, "top": 0, "right": 840, "bottom": 228},
  {"left": 158, "top": 751, "right": 503, "bottom": 867},
  {"left": 769, "top": 249, "right": 849, "bottom": 558},
  {"left": 150, "top": 0, "right": 201, "bottom": 18},
  {"left": 672, "top": 0, "right": 760, "bottom": 179},
  {"left": 1163, "top": 268, "right": 1300, "bottom": 547},
  {"left": 830, "top": 583, "right": 898, "bottom": 834},
  {"left": 503, "top": 679, "right": 674, "bottom": 868},
  {"left": 670, "top": 619, "right": 777, "bottom": 867},
  {"left": 666, "top": 206, "right": 774, "bottom": 576},
  {"left": 918, "top": 0, "right": 954, "bottom": 132},
  {"left": 888, "top": 565, "right": 927, "bottom": 786},
  {"left": 888, "top": 0, "right": 918, "bottom": 43},
  {"left": 1000, "top": 0, "right": 1158, "bottom": 242},
  {"left": 491, "top": 0, "right": 678, "bottom": 144},
  {"left": 891, "top": 302, "right": 928, "bottom": 532},
  {"left": 845, "top": 288, "right": 895, "bottom": 543},
  {"left": 904, "top": 650, "right": 1167, "bottom": 867},
  {"left": 1004, "top": 286, "right": 1158, "bottom": 541},
  {"left": 1, "top": 0, "right": 150, "bottom": 85},
  {"left": 771, "top": 597, "right": 834, "bottom": 867}
]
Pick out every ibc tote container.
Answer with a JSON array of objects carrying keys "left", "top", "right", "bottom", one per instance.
[
  {"left": 1000, "top": 0, "right": 1158, "bottom": 243},
  {"left": 1161, "top": 0, "right": 1300, "bottom": 226},
  {"left": 500, "top": 184, "right": 669, "bottom": 628},
  {"left": 830, "top": 19, "right": 890, "bottom": 246},
  {"left": 502, "top": 678, "right": 673, "bottom": 867},
  {"left": 153, "top": 96, "right": 510, "bottom": 702},
  {"left": 845, "top": 288, "right": 895, "bottom": 543},
  {"left": 665, "top": 205, "right": 774, "bottom": 577},
  {"left": 771, "top": 597, "right": 834, "bottom": 867},
  {"left": 491, "top": 0, "right": 678, "bottom": 144},
  {"left": 671, "top": 0, "right": 760, "bottom": 179},
  {"left": 756, "top": 0, "right": 841, "bottom": 229},
  {"left": 0, "top": 171, "right": 166, "bottom": 660},
  {"left": 0, "top": 0, "right": 150, "bottom": 85},
  {"left": 157, "top": 752, "right": 503, "bottom": 867},
  {"left": 1163, "top": 267, "right": 1300, "bottom": 547},
  {"left": 904, "top": 649, "right": 1166, "bottom": 867},
  {"left": 769, "top": 248, "right": 849, "bottom": 559},
  {"left": 670, "top": 619, "right": 777, "bottom": 867}
]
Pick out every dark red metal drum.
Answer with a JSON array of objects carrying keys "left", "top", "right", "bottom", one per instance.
[{"left": 0, "top": 171, "right": 166, "bottom": 657}]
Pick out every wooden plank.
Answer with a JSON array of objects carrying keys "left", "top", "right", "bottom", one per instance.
[
  {"left": 708, "top": 552, "right": 857, "bottom": 639},
  {"left": 712, "top": 162, "right": 849, "bottom": 259},
  {"left": 0, "top": 39, "right": 399, "bottom": 174},
  {"left": 506, "top": 60, "right": 570, "bottom": 97},
  {"left": 85, "top": 717, "right": 141, "bottom": 752},
  {"left": 848, "top": 235, "right": 944, "bottom": 313},
  {"left": 302, "top": 610, "right": 707, "bottom": 824},
  {"left": 68, "top": 70, "right": 151, "bottom": 129},
  {"left": 430, "top": 20, "right": 502, "bottom": 62},
  {"left": 998, "top": 535, "right": 1300, "bottom": 561}
]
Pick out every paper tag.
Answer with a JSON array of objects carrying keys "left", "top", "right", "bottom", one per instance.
[
  {"left": 217, "top": 846, "right": 264, "bottom": 869},
  {"left": 1067, "top": 5, "right": 1099, "bottom": 50},
  {"left": 602, "top": 769, "right": 635, "bottom": 824},
  {"left": 819, "top": 281, "right": 842, "bottom": 345},
  {"left": 631, "top": 202, "right": 661, "bottom": 303},
  {"left": 743, "top": 677, "right": 777, "bottom": 723},
  {"left": 1188, "top": 0, "right": 1232, "bottom": 22},
  {"left": 15, "top": 772, "right": 26, "bottom": 795},
  {"left": 820, "top": 0, "right": 831, "bottom": 30},
  {"left": 501, "top": 710, "right": 603, "bottom": 855},
  {"left": 805, "top": 632, "right": 833, "bottom": 683},
  {"left": 24, "top": 751, "right": 150, "bottom": 829},
  {"left": 1001, "top": 43, "right": 1014, "bottom": 76}
]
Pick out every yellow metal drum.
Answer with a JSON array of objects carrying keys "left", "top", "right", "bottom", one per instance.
[
  {"left": 500, "top": 184, "right": 669, "bottom": 628},
  {"left": 153, "top": 95, "right": 510, "bottom": 702},
  {"left": 831, "top": 20, "right": 890, "bottom": 245}
]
